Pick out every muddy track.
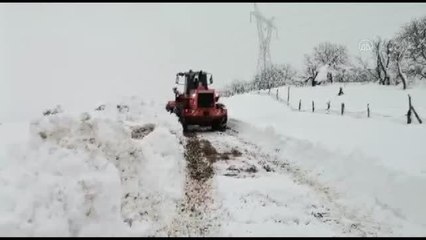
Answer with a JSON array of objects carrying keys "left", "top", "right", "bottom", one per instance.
[
  {"left": 185, "top": 135, "right": 215, "bottom": 182},
  {"left": 166, "top": 132, "right": 219, "bottom": 237}
]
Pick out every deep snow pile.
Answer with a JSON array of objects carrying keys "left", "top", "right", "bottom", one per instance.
[
  {"left": 0, "top": 96, "right": 186, "bottom": 236},
  {"left": 222, "top": 85, "right": 426, "bottom": 236}
]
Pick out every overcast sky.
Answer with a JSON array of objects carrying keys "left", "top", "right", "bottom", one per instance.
[{"left": 1, "top": 3, "right": 426, "bottom": 122}]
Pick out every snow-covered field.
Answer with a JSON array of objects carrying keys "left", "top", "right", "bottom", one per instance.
[
  {"left": 222, "top": 83, "right": 426, "bottom": 236},
  {"left": 275, "top": 82, "right": 426, "bottom": 123},
  {"left": 1, "top": 82, "right": 425, "bottom": 237}
]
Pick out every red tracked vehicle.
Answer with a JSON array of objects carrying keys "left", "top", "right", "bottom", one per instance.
[{"left": 166, "top": 70, "right": 227, "bottom": 132}]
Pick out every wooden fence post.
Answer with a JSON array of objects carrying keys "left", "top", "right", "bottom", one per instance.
[
  {"left": 312, "top": 101, "right": 315, "bottom": 112},
  {"left": 287, "top": 86, "right": 290, "bottom": 105},
  {"left": 276, "top": 89, "right": 279, "bottom": 100},
  {"left": 414, "top": 110, "right": 423, "bottom": 124},
  {"left": 298, "top": 99, "right": 301, "bottom": 111},
  {"left": 407, "top": 95, "right": 412, "bottom": 124},
  {"left": 341, "top": 103, "right": 345, "bottom": 115},
  {"left": 408, "top": 94, "right": 423, "bottom": 124},
  {"left": 327, "top": 101, "right": 331, "bottom": 112},
  {"left": 367, "top": 104, "right": 370, "bottom": 118}
]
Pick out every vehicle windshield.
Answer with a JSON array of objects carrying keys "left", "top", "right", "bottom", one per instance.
[{"left": 184, "top": 72, "right": 208, "bottom": 94}]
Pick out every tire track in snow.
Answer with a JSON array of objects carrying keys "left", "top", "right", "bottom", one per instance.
[
  {"left": 211, "top": 120, "right": 391, "bottom": 237},
  {"left": 163, "top": 118, "right": 392, "bottom": 236},
  {"left": 194, "top": 119, "right": 391, "bottom": 236},
  {"left": 166, "top": 132, "right": 219, "bottom": 237}
]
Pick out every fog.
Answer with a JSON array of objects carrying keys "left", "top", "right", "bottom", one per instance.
[{"left": 1, "top": 3, "right": 426, "bottom": 122}]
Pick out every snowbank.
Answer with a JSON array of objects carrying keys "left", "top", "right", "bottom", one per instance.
[
  {"left": 0, "top": 96, "right": 186, "bottom": 236},
  {"left": 223, "top": 86, "right": 426, "bottom": 236}
]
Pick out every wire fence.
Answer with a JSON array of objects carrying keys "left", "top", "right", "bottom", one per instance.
[{"left": 255, "top": 87, "right": 421, "bottom": 125}]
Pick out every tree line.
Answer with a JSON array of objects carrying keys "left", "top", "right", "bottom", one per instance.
[{"left": 221, "top": 15, "right": 426, "bottom": 96}]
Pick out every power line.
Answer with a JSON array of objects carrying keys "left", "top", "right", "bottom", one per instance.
[{"left": 250, "top": 3, "right": 278, "bottom": 88}]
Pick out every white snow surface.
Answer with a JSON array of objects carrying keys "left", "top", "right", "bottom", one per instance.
[
  {"left": 222, "top": 83, "right": 426, "bottom": 236},
  {"left": 278, "top": 82, "right": 426, "bottom": 122},
  {"left": 1, "top": 82, "right": 426, "bottom": 237},
  {"left": 203, "top": 130, "right": 356, "bottom": 237},
  {"left": 0, "top": 96, "right": 186, "bottom": 236}
]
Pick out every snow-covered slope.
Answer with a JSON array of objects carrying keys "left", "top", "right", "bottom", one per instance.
[
  {"left": 222, "top": 85, "right": 426, "bottom": 236},
  {"left": 0, "top": 96, "right": 186, "bottom": 236}
]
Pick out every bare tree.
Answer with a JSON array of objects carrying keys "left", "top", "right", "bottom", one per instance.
[
  {"left": 313, "top": 42, "right": 348, "bottom": 68},
  {"left": 391, "top": 37, "right": 409, "bottom": 89},
  {"left": 397, "top": 16, "right": 426, "bottom": 80},
  {"left": 271, "top": 64, "right": 298, "bottom": 87},
  {"left": 352, "top": 56, "right": 380, "bottom": 82},
  {"left": 304, "top": 42, "right": 349, "bottom": 86},
  {"left": 334, "top": 58, "right": 371, "bottom": 83},
  {"left": 252, "top": 64, "right": 298, "bottom": 90},
  {"left": 222, "top": 79, "right": 250, "bottom": 96},
  {"left": 372, "top": 38, "right": 393, "bottom": 85},
  {"left": 303, "top": 54, "right": 320, "bottom": 86},
  {"left": 314, "top": 42, "right": 348, "bottom": 83}
]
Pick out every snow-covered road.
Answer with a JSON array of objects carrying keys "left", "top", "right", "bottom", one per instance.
[{"left": 179, "top": 119, "right": 392, "bottom": 237}]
